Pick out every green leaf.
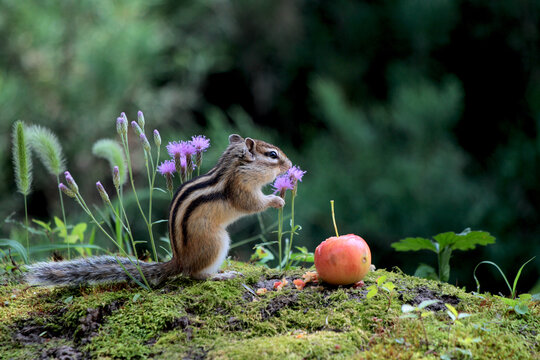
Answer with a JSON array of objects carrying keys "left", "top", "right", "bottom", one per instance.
[
  {"left": 72, "top": 223, "right": 87, "bottom": 242},
  {"left": 295, "top": 246, "right": 308, "bottom": 254},
  {"left": 376, "top": 275, "right": 387, "bottom": 287},
  {"left": 433, "top": 230, "right": 495, "bottom": 251},
  {"left": 54, "top": 216, "right": 67, "bottom": 237},
  {"left": 511, "top": 257, "right": 535, "bottom": 298},
  {"left": 32, "top": 219, "right": 52, "bottom": 232},
  {"left": 366, "top": 287, "right": 378, "bottom": 299},
  {"left": 28, "top": 243, "right": 107, "bottom": 255},
  {"left": 132, "top": 294, "right": 141, "bottom": 302},
  {"left": 0, "top": 238, "right": 28, "bottom": 264},
  {"left": 382, "top": 282, "right": 395, "bottom": 292},
  {"left": 414, "top": 263, "right": 438, "bottom": 280},
  {"left": 401, "top": 304, "right": 415, "bottom": 313},
  {"left": 518, "top": 293, "right": 532, "bottom": 301},
  {"left": 391, "top": 237, "right": 437, "bottom": 252},
  {"left": 152, "top": 219, "right": 168, "bottom": 225},
  {"left": 445, "top": 303, "right": 458, "bottom": 317},
  {"left": 446, "top": 310, "right": 456, "bottom": 321},
  {"left": 457, "top": 313, "right": 471, "bottom": 319},
  {"left": 417, "top": 299, "right": 439, "bottom": 309},
  {"left": 64, "top": 296, "right": 73, "bottom": 304},
  {"left": 514, "top": 303, "right": 529, "bottom": 315},
  {"left": 64, "top": 235, "right": 79, "bottom": 245}
]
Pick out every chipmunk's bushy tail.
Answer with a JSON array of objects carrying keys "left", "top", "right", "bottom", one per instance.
[{"left": 25, "top": 256, "right": 179, "bottom": 286}]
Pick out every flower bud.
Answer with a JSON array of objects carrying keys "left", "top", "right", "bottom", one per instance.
[
  {"left": 96, "top": 181, "right": 110, "bottom": 204},
  {"left": 120, "top": 112, "right": 128, "bottom": 122},
  {"left": 59, "top": 183, "right": 76, "bottom": 198},
  {"left": 137, "top": 111, "right": 145, "bottom": 130},
  {"left": 131, "top": 121, "right": 143, "bottom": 137},
  {"left": 116, "top": 117, "right": 127, "bottom": 136},
  {"left": 140, "top": 133, "right": 151, "bottom": 152},
  {"left": 113, "top": 166, "right": 120, "bottom": 189},
  {"left": 153, "top": 129, "right": 161, "bottom": 147},
  {"left": 64, "top": 171, "right": 79, "bottom": 193}
]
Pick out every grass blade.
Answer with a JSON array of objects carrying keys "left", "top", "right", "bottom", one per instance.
[
  {"left": 511, "top": 257, "right": 535, "bottom": 298},
  {"left": 0, "top": 239, "right": 29, "bottom": 264},
  {"left": 473, "top": 260, "right": 512, "bottom": 296}
]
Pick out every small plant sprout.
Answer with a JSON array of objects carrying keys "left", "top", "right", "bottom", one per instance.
[
  {"left": 473, "top": 256, "right": 535, "bottom": 299},
  {"left": 444, "top": 303, "right": 471, "bottom": 347},
  {"left": 12, "top": 120, "right": 33, "bottom": 253},
  {"left": 391, "top": 228, "right": 495, "bottom": 282},
  {"left": 366, "top": 275, "right": 396, "bottom": 311},
  {"left": 400, "top": 299, "right": 439, "bottom": 348}
]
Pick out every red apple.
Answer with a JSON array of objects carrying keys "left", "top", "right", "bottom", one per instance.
[{"left": 314, "top": 234, "right": 372, "bottom": 285}]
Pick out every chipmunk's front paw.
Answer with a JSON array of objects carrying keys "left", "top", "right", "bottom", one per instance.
[{"left": 268, "top": 195, "right": 285, "bottom": 209}]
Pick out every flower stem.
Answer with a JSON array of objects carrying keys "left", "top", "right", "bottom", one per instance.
[
  {"left": 56, "top": 174, "right": 69, "bottom": 259},
  {"left": 24, "top": 194, "right": 29, "bottom": 256},
  {"left": 277, "top": 207, "right": 284, "bottom": 271},
  {"left": 285, "top": 191, "right": 297, "bottom": 270},
  {"left": 121, "top": 133, "right": 157, "bottom": 262}
]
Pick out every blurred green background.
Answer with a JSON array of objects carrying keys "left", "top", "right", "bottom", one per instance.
[{"left": 1, "top": 0, "right": 539, "bottom": 293}]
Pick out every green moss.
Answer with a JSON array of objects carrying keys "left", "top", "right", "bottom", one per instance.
[{"left": 1, "top": 262, "right": 538, "bottom": 359}]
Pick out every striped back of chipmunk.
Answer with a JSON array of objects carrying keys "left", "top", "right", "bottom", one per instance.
[{"left": 167, "top": 139, "right": 243, "bottom": 260}]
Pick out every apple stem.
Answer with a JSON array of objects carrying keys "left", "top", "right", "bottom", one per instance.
[{"left": 330, "top": 200, "right": 339, "bottom": 237}]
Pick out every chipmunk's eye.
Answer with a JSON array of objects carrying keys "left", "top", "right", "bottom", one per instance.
[{"left": 265, "top": 151, "right": 278, "bottom": 159}]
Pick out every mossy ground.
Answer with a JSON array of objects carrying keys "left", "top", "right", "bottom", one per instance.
[{"left": 1, "top": 261, "right": 538, "bottom": 359}]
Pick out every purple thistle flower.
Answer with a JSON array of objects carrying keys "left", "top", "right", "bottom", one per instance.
[
  {"left": 158, "top": 160, "right": 176, "bottom": 194},
  {"left": 137, "top": 110, "right": 145, "bottom": 130},
  {"left": 273, "top": 174, "right": 294, "bottom": 198},
  {"left": 157, "top": 160, "right": 176, "bottom": 176},
  {"left": 153, "top": 129, "right": 161, "bottom": 147},
  {"left": 288, "top": 166, "right": 306, "bottom": 183},
  {"left": 96, "top": 181, "right": 110, "bottom": 204},
  {"left": 190, "top": 135, "right": 210, "bottom": 153},
  {"left": 167, "top": 141, "right": 196, "bottom": 158},
  {"left": 116, "top": 117, "right": 127, "bottom": 135},
  {"left": 64, "top": 171, "right": 79, "bottom": 193},
  {"left": 131, "top": 121, "right": 143, "bottom": 136},
  {"left": 120, "top": 112, "right": 128, "bottom": 121},
  {"left": 140, "top": 133, "right": 151, "bottom": 152},
  {"left": 59, "top": 183, "right": 76, "bottom": 198},
  {"left": 166, "top": 141, "right": 183, "bottom": 158}
]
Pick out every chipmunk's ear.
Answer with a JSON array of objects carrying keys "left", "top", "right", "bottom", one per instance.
[
  {"left": 245, "top": 137, "right": 256, "bottom": 154},
  {"left": 228, "top": 134, "right": 243, "bottom": 144}
]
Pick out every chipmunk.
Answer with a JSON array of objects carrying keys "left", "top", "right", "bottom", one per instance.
[{"left": 25, "top": 134, "right": 292, "bottom": 286}]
